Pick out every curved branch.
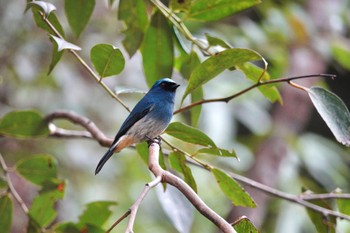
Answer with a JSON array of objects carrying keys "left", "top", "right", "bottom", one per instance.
[
  {"left": 44, "top": 110, "right": 112, "bottom": 147},
  {"left": 148, "top": 142, "right": 236, "bottom": 233}
]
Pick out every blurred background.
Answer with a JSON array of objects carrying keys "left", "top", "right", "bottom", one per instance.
[{"left": 1, "top": 0, "right": 350, "bottom": 232}]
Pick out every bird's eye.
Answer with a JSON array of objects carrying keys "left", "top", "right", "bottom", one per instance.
[{"left": 160, "top": 82, "right": 166, "bottom": 87}]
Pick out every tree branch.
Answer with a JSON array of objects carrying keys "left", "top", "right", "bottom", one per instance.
[
  {"left": 174, "top": 74, "right": 336, "bottom": 114},
  {"left": 44, "top": 110, "right": 112, "bottom": 147},
  {"left": 148, "top": 141, "right": 237, "bottom": 233},
  {"left": 0, "top": 153, "right": 29, "bottom": 215},
  {"left": 43, "top": 110, "right": 350, "bottom": 222}
]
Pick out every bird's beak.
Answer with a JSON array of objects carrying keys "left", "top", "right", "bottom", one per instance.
[{"left": 171, "top": 83, "right": 180, "bottom": 91}]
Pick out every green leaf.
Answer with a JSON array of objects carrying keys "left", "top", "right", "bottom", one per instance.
[
  {"left": 136, "top": 142, "right": 149, "bottom": 164},
  {"left": 0, "top": 110, "right": 49, "bottom": 138},
  {"left": 29, "top": 193, "right": 57, "bottom": 227},
  {"left": 186, "top": 0, "right": 261, "bottom": 22},
  {"left": 78, "top": 201, "right": 116, "bottom": 227},
  {"left": 48, "top": 37, "right": 64, "bottom": 75},
  {"left": 331, "top": 42, "right": 350, "bottom": 70},
  {"left": 308, "top": 87, "right": 350, "bottom": 146},
  {"left": 166, "top": 122, "right": 216, "bottom": 147},
  {"left": 190, "top": 87, "right": 203, "bottom": 127},
  {"left": 50, "top": 35, "right": 81, "bottom": 52},
  {"left": 212, "top": 168, "right": 256, "bottom": 207},
  {"left": 90, "top": 44, "right": 125, "bottom": 78},
  {"left": 233, "top": 217, "right": 258, "bottom": 233},
  {"left": 306, "top": 199, "right": 336, "bottom": 233},
  {"left": 237, "top": 62, "right": 282, "bottom": 103},
  {"left": 64, "top": 0, "right": 95, "bottom": 37},
  {"left": 0, "top": 195, "right": 12, "bottom": 233},
  {"left": 141, "top": 10, "right": 174, "bottom": 87},
  {"left": 31, "top": 8, "right": 65, "bottom": 37},
  {"left": 118, "top": 0, "right": 148, "bottom": 57},
  {"left": 15, "top": 155, "right": 57, "bottom": 185},
  {"left": 182, "top": 48, "right": 262, "bottom": 101},
  {"left": 40, "top": 179, "right": 66, "bottom": 200},
  {"left": 205, "top": 33, "right": 231, "bottom": 49},
  {"left": 180, "top": 50, "right": 201, "bottom": 80},
  {"left": 0, "top": 177, "right": 8, "bottom": 189},
  {"left": 337, "top": 198, "right": 350, "bottom": 215},
  {"left": 197, "top": 147, "right": 236, "bottom": 158},
  {"left": 169, "top": 0, "right": 191, "bottom": 12},
  {"left": 169, "top": 152, "right": 197, "bottom": 192},
  {"left": 53, "top": 222, "right": 80, "bottom": 233},
  {"left": 27, "top": 1, "right": 56, "bottom": 16}
]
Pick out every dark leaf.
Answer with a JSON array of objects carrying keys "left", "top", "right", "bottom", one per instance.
[
  {"left": 141, "top": 10, "right": 174, "bottom": 87},
  {"left": 0, "top": 195, "right": 12, "bottom": 233},
  {"left": 64, "top": 0, "right": 95, "bottom": 37},
  {"left": 233, "top": 216, "right": 259, "bottom": 233},
  {"left": 306, "top": 199, "right": 336, "bottom": 233},
  {"left": 118, "top": 0, "right": 148, "bottom": 57},
  {"left": 169, "top": 151, "right": 197, "bottom": 192}
]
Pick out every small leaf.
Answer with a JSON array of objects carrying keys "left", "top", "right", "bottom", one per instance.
[
  {"left": 136, "top": 142, "right": 149, "bottom": 164},
  {"left": 212, "top": 168, "right": 256, "bottom": 207},
  {"left": 169, "top": 0, "right": 191, "bottom": 12},
  {"left": 166, "top": 122, "right": 216, "bottom": 147},
  {"left": 0, "top": 110, "right": 49, "bottom": 138},
  {"left": 205, "top": 33, "right": 231, "bottom": 49},
  {"left": 27, "top": 1, "right": 56, "bottom": 16},
  {"left": 31, "top": 8, "right": 65, "bottom": 37},
  {"left": 186, "top": 0, "right": 261, "bottom": 22},
  {"left": 0, "top": 195, "right": 12, "bottom": 233},
  {"left": 169, "top": 152, "right": 197, "bottom": 192},
  {"left": 180, "top": 50, "right": 201, "bottom": 80},
  {"left": 233, "top": 216, "right": 258, "bottom": 233},
  {"left": 29, "top": 193, "right": 57, "bottom": 228},
  {"left": 64, "top": 0, "right": 95, "bottom": 37},
  {"left": 118, "top": 0, "right": 148, "bottom": 57},
  {"left": 48, "top": 37, "right": 64, "bottom": 75},
  {"left": 141, "top": 10, "right": 174, "bottom": 87},
  {"left": 78, "top": 201, "right": 116, "bottom": 228},
  {"left": 155, "top": 185, "right": 194, "bottom": 233},
  {"left": 53, "top": 222, "right": 80, "bottom": 233},
  {"left": 308, "top": 87, "right": 350, "bottom": 146},
  {"left": 331, "top": 41, "right": 350, "bottom": 70},
  {"left": 0, "top": 177, "right": 8, "bottom": 189},
  {"left": 190, "top": 87, "right": 203, "bottom": 127},
  {"left": 237, "top": 62, "right": 282, "bottom": 103},
  {"left": 50, "top": 35, "right": 81, "bottom": 52},
  {"left": 306, "top": 199, "right": 336, "bottom": 233},
  {"left": 90, "top": 44, "right": 125, "bottom": 78},
  {"left": 183, "top": 48, "right": 262, "bottom": 100},
  {"left": 197, "top": 147, "right": 236, "bottom": 158},
  {"left": 15, "top": 155, "right": 57, "bottom": 185}
]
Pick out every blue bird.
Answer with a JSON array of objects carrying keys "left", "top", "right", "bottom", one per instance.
[{"left": 95, "top": 78, "right": 180, "bottom": 174}]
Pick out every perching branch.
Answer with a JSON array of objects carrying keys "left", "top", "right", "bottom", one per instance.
[
  {"left": 174, "top": 74, "right": 336, "bottom": 114},
  {"left": 43, "top": 110, "right": 350, "bottom": 222}
]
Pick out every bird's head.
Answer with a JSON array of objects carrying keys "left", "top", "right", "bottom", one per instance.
[{"left": 152, "top": 78, "right": 180, "bottom": 92}]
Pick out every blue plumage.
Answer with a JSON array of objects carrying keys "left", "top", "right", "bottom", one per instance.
[{"left": 95, "top": 78, "right": 179, "bottom": 174}]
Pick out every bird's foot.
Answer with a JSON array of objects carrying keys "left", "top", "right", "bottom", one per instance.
[{"left": 146, "top": 136, "right": 161, "bottom": 147}]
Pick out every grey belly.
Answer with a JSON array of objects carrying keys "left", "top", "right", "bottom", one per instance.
[{"left": 126, "top": 116, "right": 168, "bottom": 143}]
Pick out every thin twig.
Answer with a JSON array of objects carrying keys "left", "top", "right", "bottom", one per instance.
[
  {"left": 174, "top": 74, "right": 336, "bottom": 114},
  {"left": 0, "top": 153, "right": 29, "bottom": 214},
  {"left": 37, "top": 10, "right": 131, "bottom": 112},
  {"left": 107, "top": 210, "right": 131, "bottom": 233}
]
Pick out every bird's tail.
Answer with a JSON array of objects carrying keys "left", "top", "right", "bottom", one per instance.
[{"left": 95, "top": 148, "right": 114, "bottom": 175}]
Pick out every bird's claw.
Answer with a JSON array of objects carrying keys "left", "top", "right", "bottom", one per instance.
[{"left": 146, "top": 136, "right": 161, "bottom": 147}]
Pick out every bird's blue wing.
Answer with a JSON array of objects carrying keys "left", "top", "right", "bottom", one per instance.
[{"left": 112, "top": 102, "right": 155, "bottom": 144}]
